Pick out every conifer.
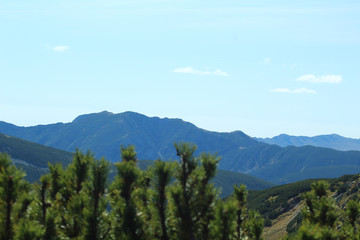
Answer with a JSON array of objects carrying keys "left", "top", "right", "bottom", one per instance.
[{"left": 0, "top": 153, "right": 30, "bottom": 240}]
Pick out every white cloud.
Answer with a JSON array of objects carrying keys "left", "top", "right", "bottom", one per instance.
[
  {"left": 270, "top": 88, "right": 316, "bottom": 94},
  {"left": 296, "top": 74, "right": 342, "bottom": 84},
  {"left": 263, "top": 58, "right": 271, "bottom": 64},
  {"left": 53, "top": 45, "right": 70, "bottom": 52},
  {"left": 173, "top": 67, "right": 229, "bottom": 77}
]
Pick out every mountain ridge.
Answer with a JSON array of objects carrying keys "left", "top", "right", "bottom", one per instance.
[
  {"left": 256, "top": 133, "right": 360, "bottom": 151},
  {"left": 1, "top": 111, "right": 360, "bottom": 184}
]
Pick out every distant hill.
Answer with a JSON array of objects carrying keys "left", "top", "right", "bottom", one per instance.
[
  {"left": 0, "top": 133, "right": 73, "bottom": 182},
  {"left": 0, "top": 133, "right": 273, "bottom": 196},
  {"left": 1, "top": 111, "right": 360, "bottom": 184},
  {"left": 255, "top": 134, "right": 360, "bottom": 151}
]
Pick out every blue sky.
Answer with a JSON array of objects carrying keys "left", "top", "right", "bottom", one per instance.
[{"left": 1, "top": 0, "right": 360, "bottom": 138}]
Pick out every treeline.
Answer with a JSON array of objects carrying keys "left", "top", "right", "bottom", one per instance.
[
  {"left": 1, "top": 143, "right": 360, "bottom": 240},
  {"left": 0, "top": 143, "right": 263, "bottom": 240}
]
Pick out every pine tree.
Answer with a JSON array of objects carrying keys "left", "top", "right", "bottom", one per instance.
[
  {"left": 0, "top": 153, "right": 31, "bottom": 240},
  {"left": 48, "top": 163, "right": 63, "bottom": 201},
  {"left": 149, "top": 160, "right": 174, "bottom": 240},
  {"left": 168, "top": 143, "right": 218, "bottom": 240},
  {"left": 29, "top": 174, "right": 58, "bottom": 240},
  {"left": 210, "top": 199, "right": 237, "bottom": 240},
  {"left": 110, "top": 145, "right": 146, "bottom": 240},
  {"left": 83, "top": 157, "right": 111, "bottom": 240},
  {"left": 290, "top": 181, "right": 340, "bottom": 240},
  {"left": 55, "top": 150, "right": 92, "bottom": 239},
  {"left": 195, "top": 152, "right": 219, "bottom": 240},
  {"left": 345, "top": 199, "right": 360, "bottom": 237},
  {"left": 233, "top": 184, "right": 248, "bottom": 240},
  {"left": 245, "top": 210, "right": 264, "bottom": 240}
]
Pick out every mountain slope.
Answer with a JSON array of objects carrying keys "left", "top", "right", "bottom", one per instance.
[
  {"left": 256, "top": 134, "right": 360, "bottom": 151},
  {"left": 1, "top": 111, "right": 360, "bottom": 184},
  {"left": 0, "top": 132, "right": 273, "bottom": 195},
  {"left": 248, "top": 174, "right": 360, "bottom": 239},
  {"left": 248, "top": 145, "right": 360, "bottom": 183},
  {"left": 0, "top": 133, "right": 73, "bottom": 182},
  {"left": 0, "top": 111, "right": 261, "bottom": 169}
]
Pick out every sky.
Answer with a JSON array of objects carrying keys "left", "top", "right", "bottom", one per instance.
[{"left": 1, "top": 0, "right": 360, "bottom": 138}]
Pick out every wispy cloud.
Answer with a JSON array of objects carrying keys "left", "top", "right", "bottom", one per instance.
[
  {"left": 53, "top": 45, "right": 70, "bottom": 52},
  {"left": 173, "top": 67, "right": 229, "bottom": 77},
  {"left": 281, "top": 63, "right": 298, "bottom": 69},
  {"left": 290, "top": 64, "right": 297, "bottom": 69},
  {"left": 270, "top": 88, "right": 316, "bottom": 94},
  {"left": 296, "top": 74, "right": 342, "bottom": 84},
  {"left": 263, "top": 58, "right": 271, "bottom": 64}
]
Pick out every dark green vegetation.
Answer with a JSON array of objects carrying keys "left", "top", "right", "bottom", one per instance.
[
  {"left": 248, "top": 179, "right": 321, "bottom": 221},
  {"left": 247, "top": 173, "right": 360, "bottom": 238},
  {"left": 256, "top": 134, "right": 360, "bottom": 151},
  {"left": 0, "top": 133, "right": 273, "bottom": 197},
  {"left": 0, "top": 133, "right": 73, "bottom": 182},
  {"left": 1, "top": 139, "right": 360, "bottom": 239},
  {"left": 1, "top": 111, "right": 360, "bottom": 184},
  {"left": 0, "top": 133, "right": 73, "bottom": 168},
  {"left": 0, "top": 144, "right": 265, "bottom": 240},
  {"left": 287, "top": 179, "right": 360, "bottom": 239}
]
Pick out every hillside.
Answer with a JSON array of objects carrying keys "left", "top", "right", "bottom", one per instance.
[
  {"left": 0, "top": 133, "right": 273, "bottom": 196},
  {"left": 1, "top": 111, "right": 360, "bottom": 184},
  {"left": 248, "top": 145, "right": 360, "bottom": 184},
  {"left": 0, "top": 133, "right": 73, "bottom": 182},
  {"left": 256, "top": 134, "right": 360, "bottom": 151},
  {"left": 248, "top": 174, "right": 360, "bottom": 239}
]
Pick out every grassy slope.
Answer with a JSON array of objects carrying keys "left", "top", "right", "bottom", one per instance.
[{"left": 248, "top": 174, "right": 360, "bottom": 239}]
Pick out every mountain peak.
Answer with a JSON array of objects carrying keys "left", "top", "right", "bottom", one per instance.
[{"left": 72, "top": 111, "right": 114, "bottom": 123}]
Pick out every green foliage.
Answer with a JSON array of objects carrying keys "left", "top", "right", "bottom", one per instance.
[
  {"left": 301, "top": 181, "right": 338, "bottom": 227},
  {"left": 345, "top": 200, "right": 360, "bottom": 230},
  {"left": 4, "top": 141, "right": 360, "bottom": 240},
  {"left": 245, "top": 210, "right": 264, "bottom": 240},
  {"left": 234, "top": 184, "right": 248, "bottom": 239},
  {"left": 211, "top": 199, "right": 237, "bottom": 240},
  {"left": 0, "top": 153, "right": 30, "bottom": 240},
  {"left": 83, "top": 157, "right": 111, "bottom": 240},
  {"left": 110, "top": 145, "right": 144, "bottom": 240},
  {"left": 14, "top": 219, "right": 43, "bottom": 240},
  {"left": 149, "top": 160, "right": 174, "bottom": 240},
  {"left": 289, "top": 180, "right": 360, "bottom": 240},
  {"left": 0, "top": 143, "right": 267, "bottom": 240},
  {"left": 168, "top": 143, "right": 220, "bottom": 240},
  {"left": 248, "top": 178, "right": 324, "bottom": 221}
]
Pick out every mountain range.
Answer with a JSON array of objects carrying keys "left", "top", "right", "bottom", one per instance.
[
  {"left": 255, "top": 134, "right": 360, "bottom": 151},
  {"left": 1, "top": 111, "right": 360, "bottom": 184},
  {"left": 2, "top": 128, "right": 359, "bottom": 239},
  {"left": 0, "top": 132, "right": 274, "bottom": 196}
]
